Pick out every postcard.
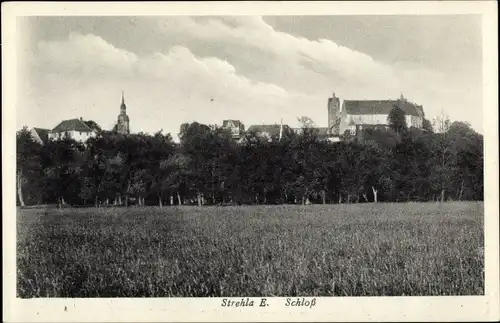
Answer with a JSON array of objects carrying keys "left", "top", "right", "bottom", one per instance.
[{"left": 3, "top": 1, "right": 499, "bottom": 322}]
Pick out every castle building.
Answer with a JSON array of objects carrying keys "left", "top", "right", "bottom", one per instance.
[
  {"left": 117, "top": 91, "right": 130, "bottom": 134},
  {"left": 327, "top": 93, "right": 341, "bottom": 135},
  {"left": 327, "top": 92, "right": 424, "bottom": 137}
]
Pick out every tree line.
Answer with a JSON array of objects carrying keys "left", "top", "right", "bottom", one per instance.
[{"left": 16, "top": 108, "right": 483, "bottom": 207}]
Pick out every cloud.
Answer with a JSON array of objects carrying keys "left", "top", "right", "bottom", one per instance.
[
  {"left": 157, "top": 17, "right": 398, "bottom": 91},
  {"left": 34, "top": 33, "right": 138, "bottom": 77},
  {"left": 19, "top": 16, "right": 483, "bottom": 136},
  {"left": 155, "top": 17, "right": 402, "bottom": 101},
  {"left": 153, "top": 16, "right": 481, "bottom": 131},
  {"left": 20, "top": 32, "right": 299, "bottom": 137}
]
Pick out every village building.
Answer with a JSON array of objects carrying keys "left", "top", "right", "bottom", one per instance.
[
  {"left": 30, "top": 127, "right": 50, "bottom": 145},
  {"left": 31, "top": 92, "right": 132, "bottom": 144},
  {"left": 291, "top": 127, "right": 341, "bottom": 142},
  {"left": 327, "top": 92, "right": 425, "bottom": 137},
  {"left": 247, "top": 124, "right": 289, "bottom": 142},
  {"left": 48, "top": 118, "right": 97, "bottom": 142},
  {"left": 221, "top": 119, "right": 245, "bottom": 140}
]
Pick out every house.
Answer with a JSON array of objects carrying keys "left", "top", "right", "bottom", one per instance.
[
  {"left": 327, "top": 92, "right": 424, "bottom": 137},
  {"left": 222, "top": 119, "right": 245, "bottom": 139},
  {"left": 291, "top": 127, "right": 340, "bottom": 142},
  {"left": 30, "top": 127, "right": 50, "bottom": 145},
  {"left": 48, "top": 118, "right": 97, "bottom": 142},
  {"left": 247, "top": 124, "right": 288, "bottom": 142}
]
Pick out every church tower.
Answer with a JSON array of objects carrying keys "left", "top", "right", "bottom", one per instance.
[
  {"left": 327, "top": 92, "right": 340, "bottom": 135},
  {"left": 117, "top": 91, "right": 130, "bottom": 134}
]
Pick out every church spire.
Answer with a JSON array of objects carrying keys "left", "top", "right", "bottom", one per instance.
[
  {"left": 120, "top": 91, "right": 126, "bottom": 113},
  {"left": 117, "top": 91, "right": 130, "bottom": 135}
]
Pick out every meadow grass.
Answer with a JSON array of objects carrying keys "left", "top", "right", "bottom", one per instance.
[{"left": 16, "top": 202, "right": 484, "bottom": 297}]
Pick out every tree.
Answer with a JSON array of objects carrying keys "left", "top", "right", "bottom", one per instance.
[
  {"left": 84, "top": 120, "right": 102, "bottom": 133},
  {"left": 358, "top": 145, "right": 391, "bottom": 202},
  {"left": 388, "top": 105, "right": 407, "bottom": 136},
  {"left": 298, "top": 116, "right": 315, "bottom": 129},
  {"left": 422, "top": 118, "right": 433, "bottom": 133},
  {"left": 359, "top": 127, "right": 400, "bottom": 151},
  {"left": 15, "top": 113, "right": 484, "bottom": 207},
  {"left": 16, "top": 127, "right": 42, "bottom": 206},
  {"left": 160, "top": 153, "right": 192, "bottom": 205},
  {"left": 40, "top": 137, "right": 85, "bottom": 206},
  {"left": 446, "top": 121, "right": 483, "bottom": 200},
  {"left": 179, "top": 122, "right": 216, "bottom": 206},
  {"left": 79, "top": 177, "right": 96, "bottom": 205},
  {"left": 430, "top": 111, "right": 452, "bottom": 202},
  {"left": 147, "top": 131, "right": 176, "bottom": 207}
]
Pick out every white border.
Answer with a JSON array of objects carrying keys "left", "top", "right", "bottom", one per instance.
[{"left": 2, "top": 2, "right": 499, "bottom": 322}]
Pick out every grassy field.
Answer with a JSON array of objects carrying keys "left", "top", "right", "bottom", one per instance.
[{"left": 16, "top": 202, "right": 484, "bottom": 297}]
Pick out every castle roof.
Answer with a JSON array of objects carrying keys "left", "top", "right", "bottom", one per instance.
[
  {"left": 51, "top": 118, "right": 94, "bottom": 133},
  {"left": 343, "top": 99, "right": 422, "bottom": 116}
]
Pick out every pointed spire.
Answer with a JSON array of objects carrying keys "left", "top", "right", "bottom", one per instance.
[{"left": 120, "top": 90, "right": 126, "bottom": 112}]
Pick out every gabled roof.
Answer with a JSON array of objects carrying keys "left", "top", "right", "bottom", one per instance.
[
  {"left": 32, "top": 128, "right": 50, "bottom": 143},
  {"left": 51, "top": 118, "right": 94, "bottom": 133},
  {"left": 222, "top": 120, "right": 243, "bottom": 128},
  {"left": 343, "top": 99, "right": 422, "bottom": 116},
  {"left": 247, "top": 124, "right": 285, "bottom": 137}
]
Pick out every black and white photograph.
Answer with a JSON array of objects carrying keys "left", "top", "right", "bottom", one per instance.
[{"left": 3, "top": 1, "right": 499, "bottom": 322}]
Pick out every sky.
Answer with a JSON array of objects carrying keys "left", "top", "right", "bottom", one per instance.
[{"left": 17, "top": 15, "right": 483, "bottom": 137}]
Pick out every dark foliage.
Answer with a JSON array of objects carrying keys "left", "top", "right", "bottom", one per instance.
[{"left": 16, "top": 119, "right": 484, "bottom": 207}]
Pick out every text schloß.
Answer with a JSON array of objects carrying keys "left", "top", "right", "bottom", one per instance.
[{"left": 285, "top": 297, "right": 317, "bottom": 308}]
